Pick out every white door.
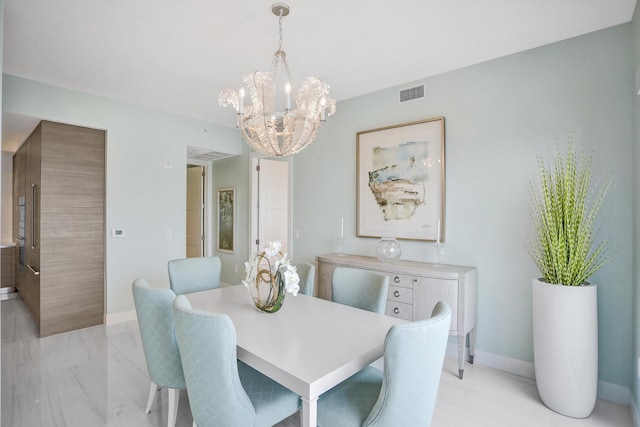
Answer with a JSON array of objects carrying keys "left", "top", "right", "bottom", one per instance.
[
  {"left": 250, "top": 157, "right": 289, "bottom": 253},
  {"left": 186, "top": 165, "right": 204, "bottom": 257}
]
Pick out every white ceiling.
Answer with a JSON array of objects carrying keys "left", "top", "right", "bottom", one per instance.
[{"left": 2, "top": 0, "right": 637, "bottom": 150}]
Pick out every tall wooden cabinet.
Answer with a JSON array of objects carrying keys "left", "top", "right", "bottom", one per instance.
[
  {"left": 317, "top": 254, "right": 477, "bottom": 379},
  {"left": 13, "top": 138, "right": 27, "bottom": 299},
  {"left": 13, "top": 121, "right": 105, "bottom": 337}
]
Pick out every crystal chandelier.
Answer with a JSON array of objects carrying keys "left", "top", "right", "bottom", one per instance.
[{"left": 218, "top": 3, "right": 336, "bottom": 157}]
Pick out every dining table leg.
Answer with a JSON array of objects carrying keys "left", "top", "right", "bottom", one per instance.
[{"left": 301, "top": 396, "right": 318, "bottom": 427}]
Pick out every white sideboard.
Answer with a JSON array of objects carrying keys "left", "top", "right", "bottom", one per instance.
[{"left": 316, "top": 253, "right": 477, "bottom": 379}]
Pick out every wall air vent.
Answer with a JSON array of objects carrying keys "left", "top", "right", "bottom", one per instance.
[
  {"left": 187, "top": 145, "right": 234, "bottom": 162},
  {"left": 399, "top": 85, "right": 425, "bottom": 103}
]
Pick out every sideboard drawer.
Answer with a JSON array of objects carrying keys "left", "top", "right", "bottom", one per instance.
[
  {"left": 388, "top": 285, "right": 412, "bottom": 304},
  {"left": 385, "top": 301, "right": 413, "bottom": 321},
  {"left": 378, "top": 272, "right": 412, "bottom": 288}
]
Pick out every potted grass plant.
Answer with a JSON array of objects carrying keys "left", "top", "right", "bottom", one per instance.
[{"left": 527, "top": 137, "right": 611, "bottom": 418}]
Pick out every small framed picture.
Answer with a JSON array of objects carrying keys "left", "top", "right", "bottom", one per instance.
[
  {"left": 217, "top": 187, "right": 236, "bottom": 253},
  {"left": 356, "top": 117, "right": 445, "bottom": 241}
]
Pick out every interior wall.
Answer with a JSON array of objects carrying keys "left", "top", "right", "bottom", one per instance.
[
  {"left": 212, "top": 149, "right": 251, "bottom": 286},
  {"left": 292, "top": 24, "right": 634, "bottom": 389},
  {"left": 631, "top": 2, "right": 640, "bottom": 416},
  {"left": 2, "top": 74, "right": 244, "bottom": 314}
]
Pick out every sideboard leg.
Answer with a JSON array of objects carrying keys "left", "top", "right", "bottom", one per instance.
[
  {"left": 469, "top": 328, "right": 476, "bottom": 364},
  {"left": 457, "top": 335, "right": 465, "bottom": 379}
]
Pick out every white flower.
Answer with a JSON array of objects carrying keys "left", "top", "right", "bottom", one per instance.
[
  {"left": 264, "top": 241, "right": 282, "bottom": 259},
  {"left": 283, "top": 265, "right": 300, "bottom": 296}
]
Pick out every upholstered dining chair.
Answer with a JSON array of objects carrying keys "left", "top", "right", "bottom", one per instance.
[
  {"left": 172, "top": 295, "right": 300, "bottom": 427},
  {"left": 294, "top": 262, "right": 316, "bottom": 296},
  {"left": 316, "top": 301, "right": 451, "bottom": 427},
  {"left": 132, "top": 278, "right": 186, "bottom": 427},
  {"left": 331, "top": 267, "right": 389, "bottom": 314},
  {"left": 167, "top": 256, "right": 221, "bottom": 295}
]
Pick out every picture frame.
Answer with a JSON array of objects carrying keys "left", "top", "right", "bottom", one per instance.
[
  {"left": 217, "top": 186, "right": 236, "bottom": 253},
  {"left": 356, "top": 117, "right": 445, "bottom": 242}
]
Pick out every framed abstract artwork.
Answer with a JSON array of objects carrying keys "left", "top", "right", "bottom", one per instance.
[
  {"left": 217, "top": 187, "right": 236, "bottom": 253},
  {"left": 356, "top": 117, "right": 445, "bottom": 242}
]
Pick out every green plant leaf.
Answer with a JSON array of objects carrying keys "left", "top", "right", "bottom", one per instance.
[{"left": 527, "top": 136, "right": 612, "bottom": 286}]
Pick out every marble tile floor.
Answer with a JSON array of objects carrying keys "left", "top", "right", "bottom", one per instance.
[{"left": 1, "top": 296, "right": 634, "bottom": 427}]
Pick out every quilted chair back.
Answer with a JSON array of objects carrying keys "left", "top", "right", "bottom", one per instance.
[
  {"left": 331, "top": 267, "right": 389, "bottom": 314},
  {"left": 132, "top": 279, "right": 186, "bottom": 389},
  {"left": 172, "top": 295, "right": 256, "bottom": 427},
  {"left": 295, "top": 262, "right": 316, "bottom": 296},
  {"left": 167, "top": 256, "right": 222, "bottom": 295},
  {"left": 363, "top": 301, "right": 451, "bottom": 427}
]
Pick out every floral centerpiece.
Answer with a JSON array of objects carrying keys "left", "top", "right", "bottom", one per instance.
[{"left": 243, "top": 241, "right": 300, "bottom": 313}]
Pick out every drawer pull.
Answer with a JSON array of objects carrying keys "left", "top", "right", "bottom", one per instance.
[
  {"left": 394, "top": 290, "right": 400, "bottom": 297},
  {"left": 393, "top": 307, "right": 400, "bottom": 314},
  {"left": 394, "top": 276, "right": 400, "bottom": 283}
]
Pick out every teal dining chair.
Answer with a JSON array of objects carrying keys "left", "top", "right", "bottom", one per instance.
[
  {"left": 316, "top": 301, "right": 451, "bottom": 427},
  {"left": 167, "top": 256, "right": 221, "bottom": 295},
  {"left": 172, "top": 295, "right": 300, "bottom": 427},
  {"left": 132, "top": 279, "right": 186, "bottom": 427},
  {"left": 295, "top": 262, "right": 316, "bottom": 296},
  {"left": 331, "top": 267, "right": 389, "bottom": 314}
]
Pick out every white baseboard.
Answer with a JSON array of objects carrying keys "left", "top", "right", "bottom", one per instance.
[
  {"left": 105, "top": 309, "right": 137, "bottom": 325},
  {"left": 445, "top": 342, "right": 535, "bottom": 379},
  {"left": 447, "top": 343, "right": 632, "bottom": 406}
]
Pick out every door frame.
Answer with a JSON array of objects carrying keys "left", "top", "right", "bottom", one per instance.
[{"left": 186, "top": 159, "right": 213, "bottom": 256}]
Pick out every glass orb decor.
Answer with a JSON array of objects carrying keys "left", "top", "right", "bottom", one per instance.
[{"left": 376, "top": 237, "right": 402, "bottom": 262}]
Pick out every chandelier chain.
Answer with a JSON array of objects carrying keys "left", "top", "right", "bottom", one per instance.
[
  {"left": 278, "top": 9, "right": 284, "bottom": 51},
  {"left": 272, "top": 8, "right": 291, "bottom": 82}
]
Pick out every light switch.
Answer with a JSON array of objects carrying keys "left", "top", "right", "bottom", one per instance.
[{"left": 112, "top": 228, "right": 126, "bottom": 238}]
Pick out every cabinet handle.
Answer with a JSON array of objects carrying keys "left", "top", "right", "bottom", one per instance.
[
  {"left": 31, "top": 184, "right": 37, "bottom": 250},
  {"left": 27, "top": 264, "right": 40, "bottom": 276},
  {"left": 394, "top": 276, "right": 400, "bottom": 283},
  {"left": 394, "top": 290, "right": 400, "bottom": 297},
  {"left": 393, "top": 307, "right": 400, "bottom": 314}
]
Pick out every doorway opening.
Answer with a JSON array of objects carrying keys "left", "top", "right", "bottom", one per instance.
[{"left": 186, "top": 146, "right": 235, "bottom": 258}]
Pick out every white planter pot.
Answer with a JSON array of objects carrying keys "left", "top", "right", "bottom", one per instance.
[{"left": 532, "top": 278, "right": 598, "bottom": 418}]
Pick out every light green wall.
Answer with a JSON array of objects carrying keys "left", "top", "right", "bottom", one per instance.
[
  {"left": 212, "top": 149, "right": 252, "bottom": 285},
  {"left": 293, "top": 24, "right": 634, "bottom": 387},
  {"left": 631, "top": 2, "right": 640, "bottom": 416},
  {"left": 2, "top": 74, "right": 244, "bottom": 314}
]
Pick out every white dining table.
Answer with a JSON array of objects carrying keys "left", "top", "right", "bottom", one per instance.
[{"left": 186, "top": 284, "right": 406, "bottom": 427}]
